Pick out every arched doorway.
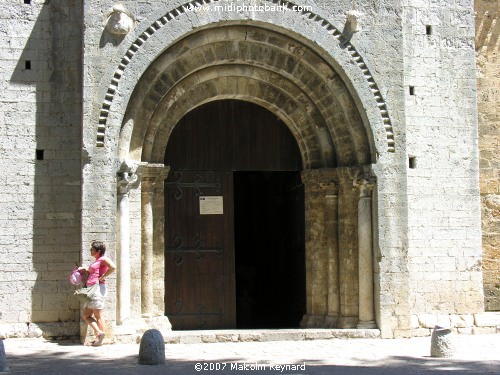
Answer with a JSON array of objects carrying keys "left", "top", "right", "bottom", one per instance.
[
  {"left": 164, "top": 100, "right": 305, "bottom": 330},
  {"left": 106, "top": 22, "right": 380, "bottom": 333}
]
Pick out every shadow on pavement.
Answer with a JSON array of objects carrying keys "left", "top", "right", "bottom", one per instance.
[{"left": 5, "top": 350, "right": 500, "bottom": 375}]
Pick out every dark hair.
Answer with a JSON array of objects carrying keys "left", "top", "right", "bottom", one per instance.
[{"left": 91, "top": 241, "right": 106, "bottom": 256}]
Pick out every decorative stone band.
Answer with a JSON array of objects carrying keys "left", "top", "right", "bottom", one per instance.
[{"left": 95, "top": 0, "right": 395, "bottom": 153}]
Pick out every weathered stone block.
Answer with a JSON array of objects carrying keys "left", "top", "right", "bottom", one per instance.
[
  {"left": 0, "top": 340, "right": 6, "bottom": 372},
  {"left": 138, "top": 329, "right": 165, "bottom": 365},
  {"left": 430, "top": 326, "right": 455, "bottom": 358}
]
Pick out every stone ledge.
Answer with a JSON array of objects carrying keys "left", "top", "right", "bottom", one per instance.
[
  {"left": 415, "top": 312, "right": 500, "bottom": 330},
  {"left": 161, "top": 329, "right": 381, "bottom": 344}
]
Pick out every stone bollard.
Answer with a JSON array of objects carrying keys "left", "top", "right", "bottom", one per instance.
[
  {"left": 0, "top": 340, "right": 6, "bottom": 372},
  {"left": 430, "top": 325, "right": 455, "bottom": 358},
  {"left": 138, "top": 329, "right": 166, "bottom": 365}
]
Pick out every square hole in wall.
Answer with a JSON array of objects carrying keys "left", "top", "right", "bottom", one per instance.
[
  {"left": 25, "top": 60, "right": 31, "bottom": 70},
  {"left": 426, "top": 25, "right": 432, "bottom": 35},
  {"left": 409, "top": 86, "right": 415, "bottom": 96},
  {"left": 24, "top": 0, "right": 31, "bottom": 4},
  {"left": 409, "top": 156, "right": 417, "bottom": 169},
  {"left": 36, "top": 149, "right": 44, "bottom": 161}
]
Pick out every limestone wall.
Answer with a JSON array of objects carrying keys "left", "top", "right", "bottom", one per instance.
[
  {"left": 403, "top": 0, "right": 484, "bottom": 332},
  {"left": 476, "top": 0, "right": 500, "bottom": 311},
  {"left": 0, "top": 0, "right": 83, "bottom": 338},
  {"left": 0, "top": 0, "right": 489, "bottom": 340}
]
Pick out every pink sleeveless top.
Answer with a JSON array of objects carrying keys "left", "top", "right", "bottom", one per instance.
[{"left": 86, "top": 257, "right": 109, "bottom": 286}]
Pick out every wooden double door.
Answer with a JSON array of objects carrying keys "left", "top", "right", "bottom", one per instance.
[
  {"left": 165, "top": 170, "right": 236, "bottom": 329},
  {"left": 164, "top": 100, "right": 305, "bottom": 330}
]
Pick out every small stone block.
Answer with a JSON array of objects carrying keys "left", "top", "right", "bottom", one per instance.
[
  {"left": 138, "top": 329, "right": 165, "bottom": 365},
  {"left": 430, "top": 326, "right": 455, "bottom": 358},
  {"left": 0, "top": 340, "right": 6, "bottom": 372}
]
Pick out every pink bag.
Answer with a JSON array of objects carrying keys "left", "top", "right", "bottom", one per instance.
[{"left": 69, "top": 267, "right": 83, "bottom": 285}]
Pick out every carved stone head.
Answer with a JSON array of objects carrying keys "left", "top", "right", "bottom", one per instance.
[{"left": 105, "top": 4, "right": 134, "bottom": 35}]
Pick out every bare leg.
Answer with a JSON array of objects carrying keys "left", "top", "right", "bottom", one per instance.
[
  {"left": 82, "top": 307, "right": 104, "bottom": 345},
  {"left": 92, "top": 309, "right": 106, "bottom": 346}
]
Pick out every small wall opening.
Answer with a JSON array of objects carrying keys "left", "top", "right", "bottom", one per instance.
[{"left": 409, "top": 156, "right": 417, "bottom": 169}]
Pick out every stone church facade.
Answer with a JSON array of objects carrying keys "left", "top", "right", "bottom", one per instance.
[{"left": 0, "top": 0, "right": 497, "bottom": 340}]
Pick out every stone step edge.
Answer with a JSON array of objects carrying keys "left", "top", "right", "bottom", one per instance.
[{"left": 114, "top": 329, "right": 381, "bottom": 344}]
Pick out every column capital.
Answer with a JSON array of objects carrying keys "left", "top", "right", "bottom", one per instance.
[
  {"left": 137, "top": 163, "right": 170, "bottom": 180},
  {"left": 352, "top": 171, "right": 376, "bottom": 197},
  {"left": 301, "top": 168, "right": 339, "bottom": 195},
  {"left": 117, "top": 167, "right": 139, "bottom": 195}
]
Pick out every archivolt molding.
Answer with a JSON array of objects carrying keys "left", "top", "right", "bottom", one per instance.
[
  {"left": 125, "top": 29, "right": 367, "bottom": 168},
  {"left": 96, "top": 0, "right": 395, "bottom": 153}
]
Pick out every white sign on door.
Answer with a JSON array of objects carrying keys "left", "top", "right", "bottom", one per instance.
[{"left": 199, "top": 196, "right": 224, "bottom": 215}]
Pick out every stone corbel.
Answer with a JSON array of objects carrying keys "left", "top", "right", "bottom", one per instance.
[
  {"left": 105, "top": 4, "right": 135, "bottom": 36},
  {"left": 342, "top": 10, "right": 363, "bottom": 42}
]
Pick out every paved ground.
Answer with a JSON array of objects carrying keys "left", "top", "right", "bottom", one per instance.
[{"left": 2, "top": 333, "right": 499, "bottom": 374}]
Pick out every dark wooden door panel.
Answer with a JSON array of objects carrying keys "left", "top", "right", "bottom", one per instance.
[{"left": 165, "top": 170, "right": 235, "bottom": 330}]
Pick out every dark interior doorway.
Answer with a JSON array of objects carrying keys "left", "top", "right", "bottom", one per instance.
[
  {"left": 165, "top": 100, "right": 305, "bottom": 329},
  {"left": 234, "top": 171, "right": 305, "bottom": 328}
]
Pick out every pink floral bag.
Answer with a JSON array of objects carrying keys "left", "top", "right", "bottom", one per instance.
[{"left": 69, "top": 267, "right": 83, "bottom": 285}]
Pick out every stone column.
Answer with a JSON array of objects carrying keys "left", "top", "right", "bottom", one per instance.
[
  {"left": 355, "top": 175, "right": 376, "bottom": 329},
  {"left": 117, "top": 165, "right": 139, "bottom": 325},
  {"left": 300, "top": 169, "right": 338, "bottom": 328},
  {"left": 140, "top": 164, "right": 169, "bottom": 318},
  {"left": 325, "top": 185, "right": 340, "bottom": 327},
  {"left": 337, "top": 167, "right": 360, "bottom": 328}
]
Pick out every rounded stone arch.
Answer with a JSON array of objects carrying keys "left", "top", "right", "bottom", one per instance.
[
  {"left": 103, "top": 4, "right": 387, "bottom": 331},
  {"left": 119, "top": 24, "right": 372, "bottom": 169},
  {"left": 97, "top": 2, "right": 396, "bottom": 164}
]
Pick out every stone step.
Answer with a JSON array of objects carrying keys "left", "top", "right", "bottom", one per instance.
[{"left": 114, "top": 328, "right": 381, "bottom": 345}]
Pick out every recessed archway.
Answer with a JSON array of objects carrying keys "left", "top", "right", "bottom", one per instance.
[
  {"left": 113, "top": 22, "right": 379, "bottom": 331},
  {"left": 120, "top": 24, "right": 373, "bottom": 167}
]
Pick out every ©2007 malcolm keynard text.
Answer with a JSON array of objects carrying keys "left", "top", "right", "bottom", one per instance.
[{"left": 194, "top": 361, "right": 307, "bottom": 372}]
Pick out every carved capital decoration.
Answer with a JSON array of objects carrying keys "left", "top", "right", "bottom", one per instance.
[
  {"left": 138, "top": 164, "right": 170, "bottom": 194},
  {"left": 353, "top": 171, "right": 375, "bottom": 198},
  {"left": 117, "top": 160, "right": 140, "bottom": 195}
]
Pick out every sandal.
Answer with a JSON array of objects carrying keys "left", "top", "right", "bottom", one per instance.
[
  {"left": 92, "top": 333, "right": 106, "bottom": 346},
  {"left": 84, "top": 339, "right": 98, "bottom": 346}
]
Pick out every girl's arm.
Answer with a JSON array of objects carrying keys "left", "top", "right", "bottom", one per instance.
[{"left": 99, "top": 257, "right": 117, "bottom": 282}]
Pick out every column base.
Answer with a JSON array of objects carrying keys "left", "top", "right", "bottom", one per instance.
[
  {"left": 337, "top": 316, "right": 358, "bottom": 328},
  {"left": 324, "top": 315, "right": 339, "bottom": 328},
  {"left": 357, "top": 320, "right": 377, "bottom": 329},
  {"left": 300, "top": 314, "right": 325, "bottom": 328},
  {"left": 114, "top": 315, "right": 172, "bottom": 344}
]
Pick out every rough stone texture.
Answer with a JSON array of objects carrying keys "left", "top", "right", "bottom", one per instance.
[
  {"left": 403, "top": 0, "right": 484, "bottom": 327},
  {"left": 0, "top": 340, "right": 5, "bottom": 372},
  {"left": 476, "top": 0, "right": 500, "bottom": 312},
  {"left": 0, "top": 0, "right": 82, "bottom": 337},
  {"left": 430, "top": 326, "right": 455, "bottom": 358},
  {"left": 0, "top": 0, "right": 495, "bottom": 341},
  {"left": 138, "top": 329, "right": 165, "bottom": 365}
]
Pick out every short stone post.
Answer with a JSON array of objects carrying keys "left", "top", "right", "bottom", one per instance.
[
  {"left": 138, "top": 329, "right": 166, "bottom": 365},
  {"left": 430, "top": 326, "right": 455, "bottom": 358},
  {"left": 0, "top": 340, "right": 7, "bottom": 372}
]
